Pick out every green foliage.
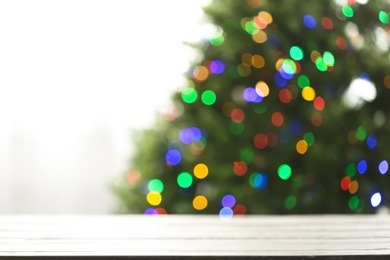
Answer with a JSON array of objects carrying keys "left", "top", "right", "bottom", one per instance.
[{"left": 113, "top": 0, "right": 390, "bottom": 215}]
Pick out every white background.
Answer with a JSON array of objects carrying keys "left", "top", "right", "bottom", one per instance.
[{"left": 0, "top": 0, "right": 209, "bottom": 213}]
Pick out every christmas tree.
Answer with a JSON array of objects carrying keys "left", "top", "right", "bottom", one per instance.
[{"left": 113, "top": 0, "right": 390, "bottom": 215}]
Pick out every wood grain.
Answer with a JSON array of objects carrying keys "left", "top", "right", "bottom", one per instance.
[{"left": 0, "top": 215, "right": 389, "bottom": 259}]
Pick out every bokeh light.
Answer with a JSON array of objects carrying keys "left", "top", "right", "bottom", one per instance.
[
  {"left": 366, "top": 135, "right": 377, "bottom": 149},
  {"left": 193, "top": 66, "right": 209, "bottom": 82},
  {"left": 298, "top": 75, "right": 310, "bottom": 88},
  {"left": 342, "top": 5, "right": 354, "bottom": 18},
  {"left": 313, "top": 96, "right": 325, "bottom": 110},
  {"left": 302, "top": 86, "right": 316, "bottom": 101},
  {"left": 219, "top": 207, "right": 234, "bottom": 219},
  {"left": 254, "top": 133, "right": 268, "bottom": 149},
  {"left": 279, "top": 89, "right": 292, "bottom": 103},
  {"left": 379, "top": 11, "right": 389, "bottom": 24},
  {"left": 193, "top": 195, "right": 208, "bottom": 210},
  {"left": 146, "top": 191, "right": 162, "bottom": 206},
  {"left": 233, "top": 204, "right": 247, "bottom": 215},
  {"left": 194, "top": 163, "right": 209, "bottom": 179},
  {"left": 148, "top": 179, "right": 164, "bottom": 193},
  {"left": 323, "top": 51, "right": 335, "bottom": 66},
  {"left": 249, "top": 173, "right": 268, "bottom": 188},
  {"left": 252, "top": 54, "right": 265, "bottom": 68},
  {"left": 231, "top": 108, "right": 245, "bottom": 123},
  {"left": 378, "top": 160, "right": 388, "bottom": 174},
  {"left": 255, "top": 81, "right": 270, "bottom": 97},
  {"left": 321, "top": 17, "right": 333, "bottom": 30},
  {"left": 221, "top": 194, "right": 236, "bottom": 208},
  {"left": 340, "top": 176, "right": 351, "bottom": 191},
  {"left": 303, "top": 132, "right": 315, "bottom": 146},
  {"left": 201, "top": 90, "right": 217, "bottom": 105},
  {"left": 209, "top": 60, "right": 225, "bottom": 74},
  {"left": 177, "top": 172, "right": 193, "bottom": 188},
  {"left": 233, "top": 161, "right": 248, "bottom": 176},
  {"left": 296, "top": 140, "right": 308, "bottom": 154},
  {"left": 278, "top": 164, "right": 292, "bottom": 180},
  {"left": 290, "top": 46, "right": 304, "bottom": 60},
  {"left": 271, "top": 112, "right": 284, "bottom": 126},
  {"left": 285, "top": 196, "right": 297, "bottom": 209},
  {"left": 371, "top": 192, "right": 382, "bottom": 207},
  {"left": 182, "top": 88, "right": 198, "bottom": 103},
  {"left": 166, "top": 149, "right": 182, "bottom": 166},
  {"left": 303, "top": 15, "right": 316, "bottom": 28},
  {"left": 357, "top": 160, "right": 367, "bottom": 174}
]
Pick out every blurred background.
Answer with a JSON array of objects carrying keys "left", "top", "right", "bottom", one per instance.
[
  {"left": 2, "top": 0, "right": 390, "bottom": 215},
  {"left": 0, "top": 0, "right": 209, "bottom": 214}
]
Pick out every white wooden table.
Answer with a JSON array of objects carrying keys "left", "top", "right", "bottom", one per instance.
[{"left": 0, "top": 215, "right": 389, "bottom": 259}]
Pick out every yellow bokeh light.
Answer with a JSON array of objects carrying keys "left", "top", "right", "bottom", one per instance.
[
  {"left": 296, "top": 140, "right": 308, "bottom": 154},
  {"left": 255, "top": 81, "right": 269, "bottom": 97},
  {"left": 349, "top": 180, "right": 359, "bottom": 194},
  {"left": 252, "top": 30, "right": 267, "bottom": 43},
  {"left": 251, "top": 54, "right": 265, "bottom": 68},
  {"left": 222, "top": 102, "right": 236, "bottom": 117},
  {"left": 310, "top": 51, "right": 321, "bottom": 63},
  {"left": 194, "top": 163, "right": 209, "bottom": 179},
  {"left": 275, "top": 58, "right": 284, "bottom": 71},
  {"left": 302, "top": 86, "right": 316, "bottom": 101},
  {"left": 384, "top": 75, "right": 390, "bottom": 89},
  {"left": 241, "top": 53, "right": 253, "bottom": 66},
  {"left": 258, "top": 11, "right": 273, "bottom": 24},
  {"left": 146, "top": 191, "right": 162, "bottom": 206},
  {"left": 240, "top": 17, "right": 251, "bottom": 30},
  {"left": 247, "top": 0, "right": 262, "bottom": 8},
  {"left": 193, "top": 66, "right": 209, "bottom": 82},
  {"left": 193, "top": 195, "right": 208, "bottom": 210}
]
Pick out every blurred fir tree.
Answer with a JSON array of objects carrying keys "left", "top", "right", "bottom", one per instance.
[{"left": 113, "top": 0, "right": 390, "bottom": 215}]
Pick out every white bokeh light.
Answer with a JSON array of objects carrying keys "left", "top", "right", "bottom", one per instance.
[
  {"left": 342, "top": 78, "right": 377, "bottom": 109},
  {"left": 371, "top": 192, "right": 382, "bottom": 208}
]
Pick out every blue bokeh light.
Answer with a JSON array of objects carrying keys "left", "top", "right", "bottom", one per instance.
[
  {"left": 219, "top": 207, "right": 234, "bottom": 219},
  {"left": 303, "top": 15, "right": 316, "bottom": 28},
  {"left": 221, "top": 194, "right": 236, "bottom": 208},
  {"left": 166, "top": 149, "right": 182, "bottom": 166},
  {"left": 357, "top": 160, "right": 367, "bottom": 174}
]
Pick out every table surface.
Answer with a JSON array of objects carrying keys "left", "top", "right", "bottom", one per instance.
[{"left": 0, "top": 214, "right": 389, "bottom": 259}]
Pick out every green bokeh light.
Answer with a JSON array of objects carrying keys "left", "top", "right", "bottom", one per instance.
[
  {"left": 285, "top": 196, "right": 297, "bottom": 209},
  {"left": 342, "top": 5, "right": 354, "bottom": 18},
  {"left": 209, "top": 34, "right": 224, "bottom": 46},
  {"left": 282, "top": 59, "right": 297, "bottom": 74},
  {"left": 346, "top": 163, "right": 357, "bottom": 178},
  {"left": 252, "top": 103, "right": 267, "bottom": 114},
  {"left": 315, "top": 57, "right": 328, "bottom": 72},
  {"left": 230, "top": 122, "right": 244, "bottom": 135},
  {"left": 240, "top": 148, "right": 254, "bottom": 164},
  {"left": 379, "top": 11, "right": 389, "bottom": 24},
  {"left": 148, "top": 179, "right": 164, "bottom": 193},
  {"left": 182, "top": 88, "right": 198, "bottom": 103},
  {"left": 349, "top": 195, "right": 360, "bottom": 210},
  {"left": 292, "top": 175, "right": 304, "bottom": 190},
  {"left": 298, "top": 75, "right": 310, "bottom": 89},
  {"left": 245, "top": 21, "right": 260, "bottom": 34},
  {"left": 201, "top": 90, "right": 217, "bottom": 105},
  {"left": 356, "top": 126, "right": 367, "bottom": 141},
  {"left": 290, "top": 46, "right": 304, "bottom": 60},
  {"left": 229, "top": 66, "right": 241, "bottom": 79},
  {"left": 323, "top": 51, "right": 335, "bottom": 66},
  {"left": 177, "top": 172, "right": 193, "bottom": 188},
  {"left": 303, "top": 132, "right": 315, "bottom": 146},
  {"left": 278, "top": 164, "right": 292, "bottom": 180}
]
